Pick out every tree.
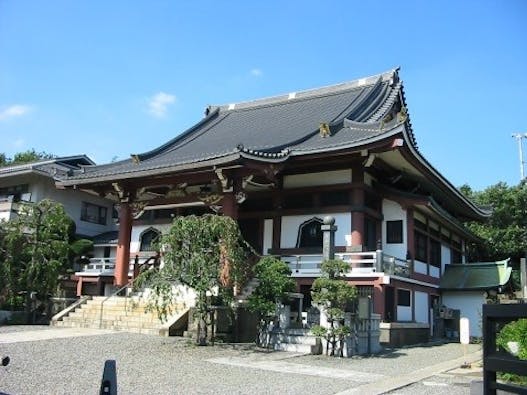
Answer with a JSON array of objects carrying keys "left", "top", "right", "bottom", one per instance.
[
  {"left": 461, "top": 181, "right": 527, "bottom": 263},
  {"left": 0, "top": 200, "right": 71, "bottom": 320},
  {"left": 247, "top": 256, "right": 296, "bottom": 347},
  {"left": 311, "top": 259, "right": 357, "bottom": 357},
  {"left": 0, "top": 149, "right": 55, "bottom": 167},
  {"left": 138, "top": 214, "right": 250, "bottom": 345}
]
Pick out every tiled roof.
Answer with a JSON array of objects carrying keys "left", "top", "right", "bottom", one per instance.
[
  {"left": 92, "top": 231, "right": 119, "bottom": 245},
  {"left": 64, "top": 68, "right": 408, "bottom": 183},
  {"left": 0, "top": 155, "right": 95, "bottom": 180},
  {"left": 440, "top": 259, "right": 512, "bottom": 291}
]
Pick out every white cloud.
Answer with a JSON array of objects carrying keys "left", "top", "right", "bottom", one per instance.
[
  {"left": 0, "top": 105, "right": 31, "bottom": 121},
  {"left": 147, "top": 92, "right": 176, "bottom": 118},
  {"left": 250, "top": 68, "right": 263, "bottom": 77}
]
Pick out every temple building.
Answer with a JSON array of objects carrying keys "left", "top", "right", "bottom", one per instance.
[{"left": 58, "top": 68, "right": 490, "bottom": 342}]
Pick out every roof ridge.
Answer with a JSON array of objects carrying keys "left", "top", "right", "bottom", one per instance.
[{"left": 213, "top": 68, "right": 399, "bottom": 112}]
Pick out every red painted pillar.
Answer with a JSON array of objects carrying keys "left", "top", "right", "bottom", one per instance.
[
  {"left": 115, "top": 203, "right": 133, "bottom": 287},
  {"left": 351, "top": 167, "right": 365, "bottom": 250}
]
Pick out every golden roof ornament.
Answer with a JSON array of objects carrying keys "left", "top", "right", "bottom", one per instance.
[
  {"left": 397, "top": 106, "right": 408, "bottom": 123},
  {"left": 319, "top": 123, "right": 331, "bottom": 138}
]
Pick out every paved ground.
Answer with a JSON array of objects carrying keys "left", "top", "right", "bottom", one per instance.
[{"left": 0, "top": 326, "right": 483, "bottom": 395}]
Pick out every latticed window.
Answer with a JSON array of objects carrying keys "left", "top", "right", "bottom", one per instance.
[
  {"left": 296, "top": 217, "right": 323, "bottom": 248},
  {"left": 140, "top": 228, "right": 161, "bottom": 251}
]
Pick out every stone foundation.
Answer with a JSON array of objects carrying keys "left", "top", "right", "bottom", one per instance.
[{"left": 379, "top": 322, "right": 430, "bottom": 347}]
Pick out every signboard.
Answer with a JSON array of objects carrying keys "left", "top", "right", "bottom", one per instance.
[{"left": 460, "top": 317, "right": 470, "bottom": 345}]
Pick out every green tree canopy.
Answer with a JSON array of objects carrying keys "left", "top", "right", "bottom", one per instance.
[
  {"left": 247, "top": 256, "right": 295, "bottom": 346},
  {"left": 461, "top": 181, "right": 527, "bottom": 263},
  {"left": 311, "top": 259, "right": 357, "bottom": 356},
  {"left": 0, "top": 149, "right": 55, "bottom": 167},
  {"left": 0, "top": 200, "right": 71, "bottom": 315},
  {"left": 138, "top": 214, "right": 250, "bottom": 345}
]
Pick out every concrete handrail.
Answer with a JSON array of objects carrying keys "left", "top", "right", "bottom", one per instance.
[{"left": 51, "top": 296, "right": 91, "bottom": 322}]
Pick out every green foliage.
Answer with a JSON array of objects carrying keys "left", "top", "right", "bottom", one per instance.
[
  {"left": 69, "top": 238, "right": 94, "bottom": 257},
  {"left": 311, "top": 259, "right": 357, "bottom": 356},
  {"left": 0, "top": 200, "right": 71, "bottom": 313},
  {"left": 0, "top": 149, "right": 55, "bottom": 167},
  {"left": 247, "top": 256, "right": 295, "bottom": 346},
  {"left": 247, "top": 256, "right": 295, "bottom": 318},
  {"left": 137, "top": 214, "right": 250, "bottom": 345},
  {"left": 461, "top": 182, "right": 527, "bottom": 263},
  {"left": 496, "top": 318, "right": 527, "bottom": 360}
]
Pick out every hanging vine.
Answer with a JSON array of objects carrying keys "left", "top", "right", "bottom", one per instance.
[{"left": 136, "top": 214, "right": 250, "bottom": 345}]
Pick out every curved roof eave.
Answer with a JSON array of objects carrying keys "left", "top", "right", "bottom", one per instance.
[
  {"left": 400, "top": 127, "right": 491, "bottom": 220},
  {"left": 58, "top": 151, "right": 244, "bottom": 187}
]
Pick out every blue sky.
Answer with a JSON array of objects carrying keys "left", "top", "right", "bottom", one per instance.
[{"left": 0, "top": 1, "right": 526, "bottom": 191}]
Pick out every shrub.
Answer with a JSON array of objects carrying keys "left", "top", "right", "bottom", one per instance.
[{"left": 496, "top": 318, "right": 527, "bottom": 360}]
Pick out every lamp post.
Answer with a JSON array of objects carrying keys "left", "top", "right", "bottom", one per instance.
[{"left": 512, "top": 133, "right": 527, "bottom": 182}]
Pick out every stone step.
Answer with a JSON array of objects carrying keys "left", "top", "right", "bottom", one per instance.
[
  {"left": 273, "top": 342, "right": 313, "bottom": 354},
  {"left": 66, "top": 313, "right": 163, "bottom": 324},
  {"left": 61, "top": 318, "right": 164, "bottom": 330},
  {"left": 272, "top": 333, "right": 318, "bottom": 346}
]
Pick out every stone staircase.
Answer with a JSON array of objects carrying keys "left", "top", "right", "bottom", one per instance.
[
  {"left": 270, "top": 328, "right": 318, "bottom": 354},
  {"left": 51, "top": 296, "right": 189, "bottom": 336}
]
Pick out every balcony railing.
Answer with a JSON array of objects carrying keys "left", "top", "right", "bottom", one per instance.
[
  {"left": 75, "top": 255, "right": 158, "bottom": 276},
  {"left": 282, "top": 250, "right": 411, "bottom": 277}
]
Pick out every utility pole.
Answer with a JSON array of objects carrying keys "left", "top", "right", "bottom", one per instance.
[{"left": 512, "top": 133, "right": 527, "bottom": 181}]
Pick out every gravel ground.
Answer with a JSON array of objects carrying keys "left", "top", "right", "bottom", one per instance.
[
  {"left": 0, "top": 326, "right": 483, "bottom": 395},
  {"left": 292, "top": 341, "right": 481, "bottom": 376}
]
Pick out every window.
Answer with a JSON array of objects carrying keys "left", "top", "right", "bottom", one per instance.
[
  {"left": 81, "top": 202, "right": 107, "bottom": 225},
  {"left": 296, "top": 217, "right": 323, "bottom": 248},
  {"left": 140, "top": 228, "right": 161, "bottom": 251},
  {"left": 430, "top": 239, "right": 441, "bottom": 267},
  {"left": 415, "top": 231, "right": 428, "bottom": 262},
  {"left": 386, "top": 220, "right": 403, "bottom": 243},
  {"left": 397, "top": 289, "right": 411, "bottom": 307}
]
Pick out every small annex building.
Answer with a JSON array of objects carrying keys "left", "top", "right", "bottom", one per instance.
[
  {"left": 440, "top": 259, "right": 512, "bottom": 337},
  {"left": 59, "top": 68, "right": 491, "bottom": 344}
]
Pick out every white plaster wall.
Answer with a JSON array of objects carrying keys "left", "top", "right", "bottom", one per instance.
[
  {"left": 381, "top": 199, "right": 407, "bottom": 260},
  {"left": 283, "top": 169, "right": 351, "bottom": 189},
  {"left": 0, "top": 174, "right": 116, "bottom": 236},
  {"left": 35, "top": 177, "right": 116, "bottom": 237},
  {"left": 441, "top": 245, "right": 451, "bottom": 275},
  {"left": 280, "top": 213, "right": 351, "bottom": 248},
  {"left": 414, "top": 291, "right": 429, "bottom": 324},
  {"left": 414, "top": 260, "right": 427, "bottom": 275},
  {"left": 442, "top": 291, "right": 485, "bottom": 337},
  {"left": 130, "top": 224, "right": 171, "bottom": 253},
  {"left": 430, "top": 266, "right": 440, "bottom": 278},
  {"left": 263, "top": 219, "right": 273, "bottom": 255}
]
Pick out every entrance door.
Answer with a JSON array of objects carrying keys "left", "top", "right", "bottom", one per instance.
[{"left": 364, "top": 217, "right": 378, "bottom": 251}]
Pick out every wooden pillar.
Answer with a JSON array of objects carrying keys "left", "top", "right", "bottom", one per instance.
[
  {"left": 351, "top": 167, "right": 365, "bottom": 249},
  {"left": 221, "top": 193, "right": 238, "bottom": 219},
  {"left": 115, "top": 203, "right": 133, "bottom": 287},
  {"left": 272, "top": 195, "right": 282, "bottom": 251},
  {"left": 406, "top": 208, "right": 415, "bottom": 262}
]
